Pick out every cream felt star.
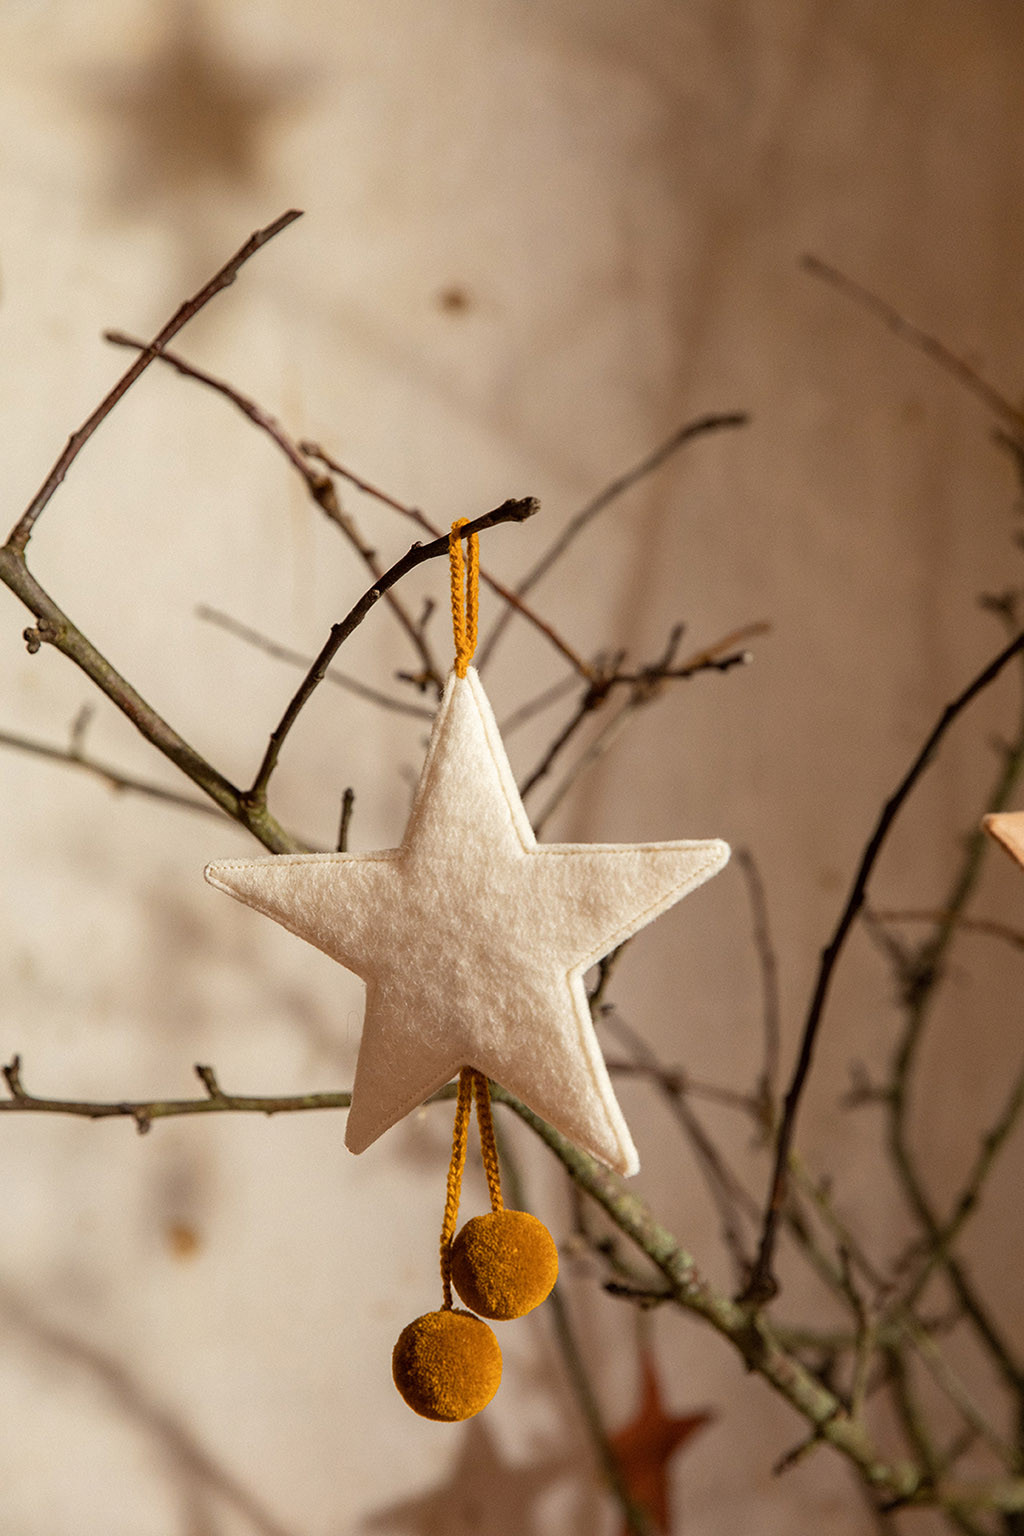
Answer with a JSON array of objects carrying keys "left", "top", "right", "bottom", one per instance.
[
  {"left": 983, "top": 811, "right": 1024, "bottom": 867},
  {"left": 205, "top": 668, "right": 728, "bottom": 1174}
]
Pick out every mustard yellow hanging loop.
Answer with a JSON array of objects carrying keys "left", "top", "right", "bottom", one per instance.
[
  {"left": 440, "top": 1068, "right": 475, "bottom": 1309},
  {"left": 471, "top": 1071, "right": 504, "bottom": 1215},
  {"left": 449, "top": 519, "right": 480, "bottom": 678}
]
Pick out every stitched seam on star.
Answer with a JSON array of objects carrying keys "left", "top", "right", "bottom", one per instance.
[
  {"left": 467, "top": 668, "right": 538, "bottom": 854},
  {"left": 205, "top": 854, "right": 401, "bottom": 974},
  {"left": 558, "top": 973, "right": 636, "bottom": 1162},
  {"left": 350, "top": 1060, "right": 469, "bottom": 1149},
  {"left": 207, "top": 852, "right": 403, "bottom": 868},
  {"left": 550, "top": 846, "right": 729, "bottom": 971}
]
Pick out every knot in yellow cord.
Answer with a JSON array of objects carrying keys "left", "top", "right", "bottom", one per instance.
[{"left": 449, "top": 519, "right": 480, "bottom": 677}]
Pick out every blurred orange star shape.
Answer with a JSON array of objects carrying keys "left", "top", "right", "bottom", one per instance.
[{"left": 610, "top": 1348, "right": 714, "bottom": 1534}]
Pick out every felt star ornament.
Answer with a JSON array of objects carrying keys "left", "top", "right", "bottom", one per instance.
[
  {"left": 983, "top": 811, "right": 1024, "bottom": 868},
  {"left": 206, "top": 532, "right": 728, "bottom": 1175}
]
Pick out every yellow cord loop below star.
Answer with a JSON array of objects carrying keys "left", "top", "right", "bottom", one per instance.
[
  {"left": 439, "top": 1068, "right": 504, "bottom": 1308},
  {"left": 449, "top": 519, "right": 480, "bottom": 678}
]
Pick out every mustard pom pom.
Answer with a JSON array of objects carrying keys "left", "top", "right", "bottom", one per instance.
[
  {"left": 450, "top": 1210, "right": 559, "bottom": 1321},
  {"left": 392, "top": 1309, "right": 502, "bottom": 1421}
]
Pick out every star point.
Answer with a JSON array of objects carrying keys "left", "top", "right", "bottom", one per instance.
[
  {"left": 206, "top": 669, "right": 728, "bottom": 1174},
  {"left": 983, "top": 810, "right": 1024, "bottom": 868}
]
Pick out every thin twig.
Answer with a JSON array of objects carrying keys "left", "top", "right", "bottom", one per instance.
[
  {"left": 871, "top": 908, "right": 1024, "bottom": 952},
  {"left": 248, "top": 498, "right": 538, "bottom": 802},
  {"left": 498, "top": 674, "right": 580, "bottom": 735},
  {"left": 0, "top": 1057, "right": 350, "bottom": 1134},
  {"left": 735, "top": 847, "right": 782, "bottom": 1126},
  {"left": 803, "top": 255, "right": 1024, "bottom": 439},
  {"left": 899, "top": 1052, "right": 1024, "bottom": 1315},
  {"left": 600, "top": 1008, "right": 756, "bottom": 1282},
  {"left": 301, "top": 440, "right": 592, "bottom": 678},
  {"left": 526, "top": 624, "right": 762, "bottom": 824},
  {"left": 476, "top": 412, "right": 751, "bottom": 668},
  {"left": 0, "top": 550, "right": 304, "bottom": 853},
  {"left": 196, "top": 606, "right": 434, "bottom": 719},
  {"left": 742, "top": 627, "right": 1024, "bottom": 1306},
  {"left": 336, "top": 787, "right": 355, "bottom": 853},
  {"left": 0, "top": 727, "right": 228, "bottom": 821},
  {"left": 7, "top": 210, "right": 303, "bottom": 554},
  {"left": 104, "top": 333, "right": 442, "bottom": 690},
  {"left": 885, "top": 647, "right": 1024, "bottom": 1392}
]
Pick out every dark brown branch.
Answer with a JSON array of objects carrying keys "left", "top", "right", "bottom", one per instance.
[
  {"left": 476, "top": 412, "right": 751, "bottom": 668},
  {"left": 104, "top": 333, "right": 443, "bottom": 690},
  {"left": 248, "top": 499, "right": 539, "bottom": 802},
  {"left": 876, "top": 637, "right": 1024, "bottom": 1406},
  {"left": 336, "top": 787, "right": 355, "bottom": 852},
  {"left": 741, "top": 626, "right": 1024, "bottom": 1307},
  {"left": 7, "top": 210, "right": 302, "bottom": 554},
  {"left": 301, "top": 440, "right": 593, "bottom": 678}
]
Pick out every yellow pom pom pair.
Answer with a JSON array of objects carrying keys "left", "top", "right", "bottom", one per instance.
[{"left": 392, "top": 1070, "right": 559, "bottom": 1421}]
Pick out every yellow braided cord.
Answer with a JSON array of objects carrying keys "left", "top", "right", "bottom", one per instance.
[
  {"left": 472, "top": 1071, "right": 505, "bottom": 1214},
  {"left": 449, "top": 519, "right": 480, "bottom": 678},
  {"left": 465, "top": 529, "right": 479, "bottom": 661},
  {"left": 440, "top": 1068, "right": 475, "bottom": 1308}
]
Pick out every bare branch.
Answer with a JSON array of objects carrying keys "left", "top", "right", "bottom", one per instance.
[
  {"left": 301, "top": 440, "right": 594, "bottom": 678},
  {"left": 0, "top": 725, "right": 227, "bottom": 820},
  {"left": 870, "top": 907, "right": 1024, "bottom": 953},
  {"left": 802, "top": 255, "right": 1024, "bottom": 438},
  {"left": 490, "top": 1086, "right": 923, "bottom": 1506},
  {"left": 0, "top": 551, "right": 305, "bottom": 852},
  {"left": 105, "top": 333, "right": 443, "bottom": 689},
  {"left": 7, "top": 210, "right": 303, "bottom": 554},
  {"left": 196, "top": 606, "right": 434, "bottom": 719},
  {"left": 476, "top": 412, "right": 751, "bottom": 668},
  {"left": 522, "top": 621, "right": 764, "bottom": 816},
  {"left": 735, "top": 847, "right": 782, "bottom": 1123},
  {"left": 883, "top": 649, "right": 1024, "bottom": 1392},
  {"left": 248, "top": 498, "right": 539, "bottom": 803},
  {"left": 0, "top": 1056, "right": 351, "bottom": 1134},
  {"left": 742, "top": 626, "right": 1024, "bottom": 1306},
  {"left": 336, "top": 786, "right": 355, "bottom": 852}
]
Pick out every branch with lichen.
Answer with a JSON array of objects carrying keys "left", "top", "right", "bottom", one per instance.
[{"left": 6, "top": 217, "right": 1024, "bottom": 1534}]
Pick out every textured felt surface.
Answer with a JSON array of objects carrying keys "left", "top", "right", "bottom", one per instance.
[
  {"left": 450, "top": 1210, "right": 559, "bottom": 1319},
  {"left": 392, "top": 1309, "right": 503, "bottom": 1421},
  {"left": 205, "top": 667, "right": 728, "bottom": 1174},
  {"left": 983, "top": 811, "right": 1024, "bottom": 868}
]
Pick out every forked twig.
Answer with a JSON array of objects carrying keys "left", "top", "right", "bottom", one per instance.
[
  {"left": 301, "top": 441, "right": 592, "bottom": 678},
  {"left": 7, "top": 210, "right": 303, "bottom": 554},
  {"left": 476, "top": 412, "right": 750, "bottom": 667},
  {"left": 248, "top": 499, "right": 539, "bottom": 801},
  {"left": 104, "top": 332, "right": 443, "bottom": 690},
  {"left": 742, "top": 627, "right": 1024, "bottom": 1306}
]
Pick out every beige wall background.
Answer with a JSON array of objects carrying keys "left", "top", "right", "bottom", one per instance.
[{"left": 1, "top": 2, "right": 1022, "bottom": 1532}]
